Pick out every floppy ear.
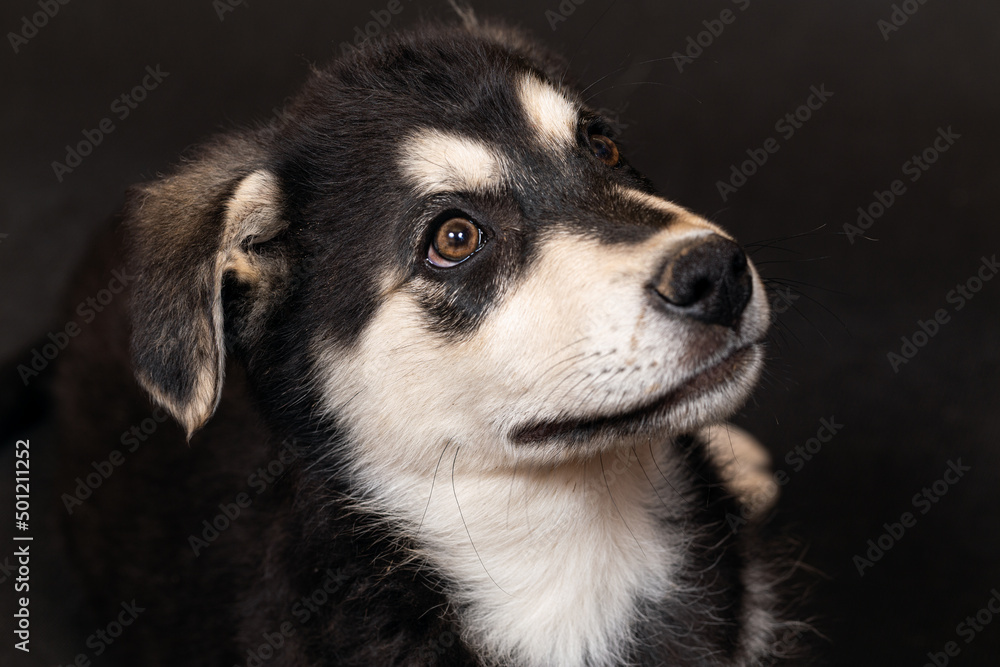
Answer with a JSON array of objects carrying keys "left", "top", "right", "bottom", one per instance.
[{"left": 125, "top": 146, "right": 286, "bottom": 439}]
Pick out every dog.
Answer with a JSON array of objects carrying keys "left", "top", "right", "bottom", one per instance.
[{"left": 50, "top": 12, "right": 808, "bottom": 667}]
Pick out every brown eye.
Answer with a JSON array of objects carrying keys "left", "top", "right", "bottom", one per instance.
[
  {"left": 428, "top": 217, "right": 483, "bottom": 267},
  {"left": 589, "top": 134, "right": 620, "bottom": 167}
]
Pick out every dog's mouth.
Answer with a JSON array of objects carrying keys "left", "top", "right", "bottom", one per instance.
[{"left": 509, "top": 344, "right": 760, "bottom": 446}]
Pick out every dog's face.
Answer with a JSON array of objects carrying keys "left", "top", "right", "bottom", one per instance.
[
  {"left": 119, "top": 22, "right": 784, "bottom": 667},
  {"left": 126, "top": 23, "right": 769, "bottom": 472}
]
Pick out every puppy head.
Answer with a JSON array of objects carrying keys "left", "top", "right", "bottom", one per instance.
[{"left": 126, "top": 22, "right": 769, "bottom": 467}]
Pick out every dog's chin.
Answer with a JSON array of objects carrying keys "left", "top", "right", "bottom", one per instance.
[{"left": 508, "top": 343, "right": 764, "bottom": 452}]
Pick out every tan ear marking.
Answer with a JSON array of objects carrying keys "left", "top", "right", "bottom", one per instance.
[
  {"left": 219, "top": 171, "right": 285, "bottom": 285},
  {"left": 130, "top": 167, "right": 285, "bottom": 438},
  {"left": 223, "top": 253, "right": 261, "bottom": 282},
  {"left": 224, "top": 170, "right": 285, "bottom": 246}
]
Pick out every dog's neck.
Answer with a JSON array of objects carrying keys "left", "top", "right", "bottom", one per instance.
[{"left": 355, "top": 440, "right": 683, "bottom": 667}]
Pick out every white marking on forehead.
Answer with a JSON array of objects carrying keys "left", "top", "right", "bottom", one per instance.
[
  {"left": 398, "top": 128, "right": 506, "bottom": 196},
  {"left": 518, "top": 74, "right": 578, "bottom": 147}
]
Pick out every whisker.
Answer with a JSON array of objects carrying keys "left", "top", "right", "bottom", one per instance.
[
  {"left": 763, "top": 276, "right": 848, "bottom": 296},
  {"left": 600, "top": 452, "right": 645, "bottom": 556},
  {"left": 746, "top": 241, "right": 803, "bottom": 256},
  {"left": 745, "top": 223, "right": 830, "bottom": 248},
  {"left": 578, "top": 52, "right": 637, "bottom": 98},
  {"left": 753, "top": 256, "right": 831, "bottom": 266},
  {"left": 451, "top": 446, "right": 512, "bottom": 597},
  {"left": 565, "top": 0, "right": 622, "bottom": 73},
  {"left": 647, "top": 438, "right": 688, "bottom": 502},
  {"left": 584, "top": 80, "right": 671, "bottom": 104},
  {"left": 524, "top": 337, "right": 593, "bottom": 394},
  {"left": 784, "top": 300, "right": 834, "bottom": 345},
  {"left": 770, "top": 282, "right": 851, "bottom": 337},
  {"left": 418, "top": 439, "right": 453, "bottom": 534},
  {"left": 634, "top": 444, "right": 681, "bottom": 508}
]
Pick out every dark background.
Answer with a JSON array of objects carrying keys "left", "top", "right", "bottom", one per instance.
[{"left": 1, "top": 0, "right": 998, "bottom": 665}]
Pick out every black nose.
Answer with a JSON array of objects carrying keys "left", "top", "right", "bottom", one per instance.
[{"left": 654, "top": 235, "right": 752, "bottom": 328}]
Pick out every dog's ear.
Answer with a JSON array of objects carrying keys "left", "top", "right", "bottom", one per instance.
[{"left": 125, "top": 145, "right": 285, "bottom": 439}]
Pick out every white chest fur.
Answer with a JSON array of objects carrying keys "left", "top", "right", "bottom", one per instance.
[{"left": 355, "top": 443, "right": 680, "bottom": 667}]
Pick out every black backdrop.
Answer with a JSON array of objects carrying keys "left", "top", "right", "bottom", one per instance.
[{"left": 1, "top": 1, "right": 998, "bottom": 665}]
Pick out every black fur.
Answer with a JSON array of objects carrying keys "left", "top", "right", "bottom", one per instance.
[{"left": 54, "top": 19, "right": 810, "bottom": 666}]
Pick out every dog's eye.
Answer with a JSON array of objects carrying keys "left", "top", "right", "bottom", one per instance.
[
  {"left": 428, "top": 217, "right": 484, "bottom": 267},
  {"left": 588, "top": 134, "right": 620, "bottom": 167}
]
